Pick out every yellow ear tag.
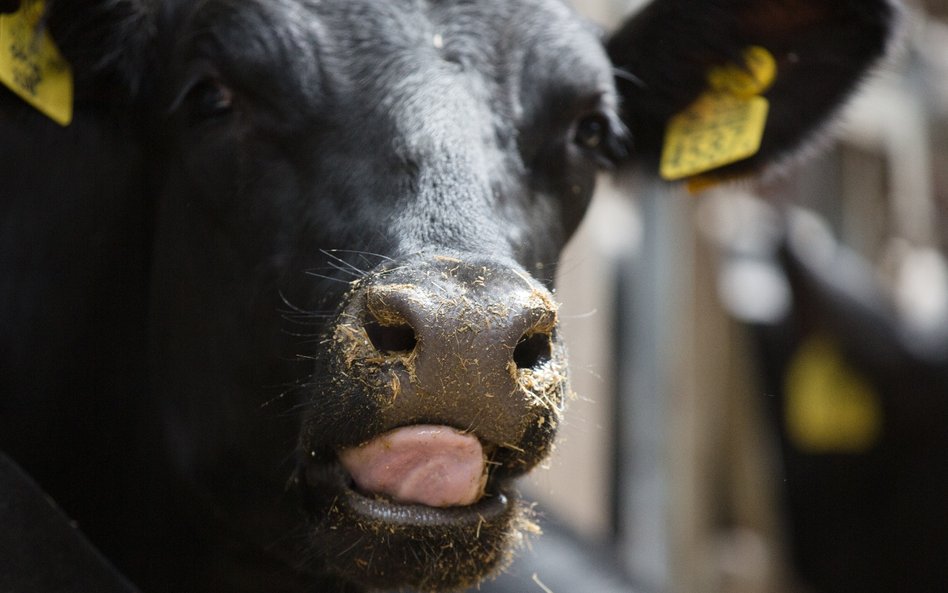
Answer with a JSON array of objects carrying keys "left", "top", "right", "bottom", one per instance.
[
  {"left": 0, "top": 0, "right": 73, "bottom": 125},
  {"left": 706, "top": 45, "right": 777, "bottom": 98},
  {"left": 660, "top": 46, "right": 776, "bottom": 181},
  {"left": 783, "top": 335, "right": 883, "bottom": 453}
]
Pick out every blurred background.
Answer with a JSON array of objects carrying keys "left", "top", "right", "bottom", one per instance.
[{"left": 515, "top": 1, "right": 948, "bottom": 592}]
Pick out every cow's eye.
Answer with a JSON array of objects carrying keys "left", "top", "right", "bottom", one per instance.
[
  {"left": 572, "top": 110, "right": 629, "bottom": 167},
  {"left": 185, "top": 78, "right": 234, "bottom": 121},
  {"left": 574, "top": 113, "right": 608, "bottom": 150}
]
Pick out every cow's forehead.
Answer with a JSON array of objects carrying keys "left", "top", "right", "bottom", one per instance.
[
  {"left": 174, "top": 0, "right": 614, "bottom": 116},
  {"left": 315, "top": 0, "right": 592, "bottom": 48},
  {"left": 331, "top": 0, "right": 610, "bottom": 87}
]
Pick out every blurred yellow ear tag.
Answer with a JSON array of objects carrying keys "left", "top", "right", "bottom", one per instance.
[
  {"left": 706, "top": 46, "right": 777, "bottom": 98},
  {"left": 0, "top": 0, "right": 73, "bottom": 126},
  {"left": 660, "top": 46, "right": 776, "bottom": 181},
  {"left": 783, "top": 335, "right": 882, "bottom": 453}
]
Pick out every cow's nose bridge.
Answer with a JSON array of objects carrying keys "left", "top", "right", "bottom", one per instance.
[{"left": 335, "top": 256, "right": 566, "bottom": 447}]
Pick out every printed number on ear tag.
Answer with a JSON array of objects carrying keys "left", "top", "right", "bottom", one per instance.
[
  {"left": 0, "top": 0, "right": 73, "bottom": 125},
  {"left": 660, "top": 93, "right": 769, "bottom": 181}
]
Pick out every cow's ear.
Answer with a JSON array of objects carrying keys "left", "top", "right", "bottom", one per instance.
[
  {"left": 607, "top": 0, "right": 898, "bottom": 183},
  {"left": 43, "top": 0, "right": 155, "bottom": 103}
]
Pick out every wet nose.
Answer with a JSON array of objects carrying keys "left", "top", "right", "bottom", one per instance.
[{"left": 332, "top": 256, "right": 567, "bottom": 449}]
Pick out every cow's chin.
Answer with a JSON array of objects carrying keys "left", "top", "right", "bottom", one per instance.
[{"left": 302, "top": 460, "right": 533, "bottom": 592}]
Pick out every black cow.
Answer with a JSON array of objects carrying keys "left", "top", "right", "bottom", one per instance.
[
  {"left": 749, "top": 224, "right": 948, "bottom": 593},
  {"left": 1, "top": 0, "right": 895, "bottom": 591}
]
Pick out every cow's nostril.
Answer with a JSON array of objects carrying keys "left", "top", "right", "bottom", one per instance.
[
  {"left": 513, "top": 332, "right": 552, "bottom": 369},
  {"left": 365, "top": 320, "right": 417, "bottom": 353}
]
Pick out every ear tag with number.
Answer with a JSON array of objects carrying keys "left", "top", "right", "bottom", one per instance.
[
  {"left": 0, "top": 0, "right": 73, "bottom": 125},
  {"left": 660, "top": 46, "right": 776, "bottom": 182}
]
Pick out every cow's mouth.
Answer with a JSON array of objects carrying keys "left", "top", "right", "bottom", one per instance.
[
  {"left": 305, "top": 425, "right": 515, "bottom": 523},
  {"left": 301, "top": 425, "right": 531, "bottom": 592},
  {"left": 303, "top": 457, "right": 513, "bottom": 527}
]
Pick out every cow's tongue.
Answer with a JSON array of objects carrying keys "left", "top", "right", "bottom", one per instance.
[{"left": 338, "top": 425, "right": 488, "bottom": 508}]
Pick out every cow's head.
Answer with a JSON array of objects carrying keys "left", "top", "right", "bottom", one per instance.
[{"left": 37, "top": 0, "right": 896, "bottom": 590}]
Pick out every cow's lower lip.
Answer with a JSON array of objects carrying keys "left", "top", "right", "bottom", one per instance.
[{"left": 342, "top": 482, "right": 510, "bottom": 525}]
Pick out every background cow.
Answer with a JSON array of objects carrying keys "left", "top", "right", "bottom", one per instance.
[{"left": 1, "top": 0, "right": 895, "bottom": 591}]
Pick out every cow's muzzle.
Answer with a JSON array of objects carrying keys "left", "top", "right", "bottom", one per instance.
[{"left": 300, "top": 254, "right": 569, "bottom": 591}]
